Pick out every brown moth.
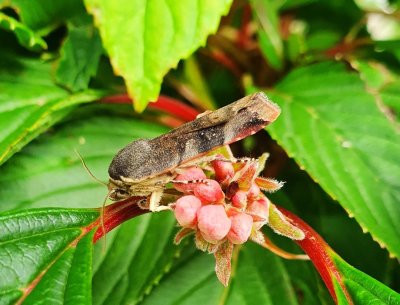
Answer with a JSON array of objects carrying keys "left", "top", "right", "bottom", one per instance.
[{"left": 107, "top": 92, "right": 280, "bottom": 211}]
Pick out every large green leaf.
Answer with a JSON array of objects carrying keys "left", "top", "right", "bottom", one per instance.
[
  {"left": 0, "top": 208, "right": 97, "bottom": 305},
  {"left": 0, "top": 54, "right": 104, "bottom": 166},
  {"left": 333, "top": 254, "right": 400, "bottom": 305},
  {"left": 84, "top": 0, "right": 233, "bottom": 111},
  {"left": 141, "top": 242, "right": 300, "bottom": 305},
  {"left": 265, "top": 61, "right": 400, "bottom": 257}
]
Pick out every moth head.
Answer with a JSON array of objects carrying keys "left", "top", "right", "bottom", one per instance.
[{"left": 108, "top": 180, "right": 130, "bottom": 201}]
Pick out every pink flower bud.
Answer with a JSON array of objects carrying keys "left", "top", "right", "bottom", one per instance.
[
  {"left": 227, "top": 211, "right": 253, "bottom": 244},
  {"left": 247, "top": 183, "right": 260, "bottom": 200},
  {"left": 193, "top": 179, "right": 225, "bottom": 204},
  {"left": 212, "top": 155, "right": 234, "bottom": 183},
  {"left": 231, "top": 190, "right": 247, "bottom": 209},
  {"left": 173, "top": 166, "right": 207, "bottom": 193},
  {"left": 246, "top": 196, "right": 270, "bottom": 221},
  {"left": 174, "top": 195, "right": 202, "bottom": 228},
  {"left": 197, "top": 205, "right": 231, "bottom": 243}
]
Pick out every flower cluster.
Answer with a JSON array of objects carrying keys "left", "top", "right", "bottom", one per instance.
[{"left": 169, "top": 151, "right": 306, "bottom": 285}]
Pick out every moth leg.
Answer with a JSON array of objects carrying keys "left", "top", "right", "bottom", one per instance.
[
  {"left": 172, "top": 179, "right": 209, "bottom": 185},
  {"left": 149, "top": 189, "right": 171, "bottom": 212}
]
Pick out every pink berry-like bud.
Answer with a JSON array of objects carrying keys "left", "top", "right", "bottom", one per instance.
[
  {"left": 231, "top": 190, "right": 247, "bottom": 209},
  {"left": 193, "top": 179, "right": 225, "bottom": 204},
  {"left": 212, "top": 155, "right": 234, "bottom": 184},
  {"left": 227, "top": 211, "right": 253, "bottom": 244},
  {"left": 174, "top": 195, "right": 202, "bottom": 228},
  {"left": 173, "top": 167, "right": 207, "bottom": 193},
  {"left": 246, "top": 196, "right": 270, "bottom": 221},
  {"left": 247, "top": 183, "right": 260, "bottom": 200},
  {"left": 197, "top": 205, "right": 231, "bottom": 243}
]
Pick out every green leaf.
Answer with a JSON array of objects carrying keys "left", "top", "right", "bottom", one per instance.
[
  {"left": 226, "top": 243, "right": 299, "bottom": 305},
  {"left": 142, "top": 242, "right": 300, "bottom": 304},
  {"left": 94, "top": 212, "right": 183, "bottom": 305},
  {"left": 379, "top": 80, "right": 400, "bottom": 121},
  {"left": 0, "top": 12, "right": 47, "bottom": 51},
  {"left": 306, "top": 30, "right": 340, "bottom": 51},
  {"left": 56, "top": 25, "right": 103, "bottom": 91},
  {"left": 350, "top": 59, "right": 395, "bottom": 91},
  {"left": 251, "top": 0, "right": 284, "bottom": 70},
  {"left": 0, "top": 208, "right": 98, "bottom": 305},
  {"left": 2, "top": 0, "right": 87, "bottom": 35},
  {"left": 333, "top": 254, "right": 400, "bottom": 305},
  {"left": 265, "top": 62, "right": 400, "bottom": 257},
  {"left": 0, "top": 54, "right": 104, "bottom": 165},
  {"left": 84, "top": 0, "right": 233, "bottom": 111}
]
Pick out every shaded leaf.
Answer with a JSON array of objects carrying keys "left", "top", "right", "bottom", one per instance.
[
  {"left": 143, "top": 242, "right": 301, "bottom": 305},
  {"left": 56, "top": 25, "right": 103, "bottom": 91},
  {"left": 226, "top": 243, "right": 299, "bottom": 305},
  {"left": 2, "top": 0, "right": 87, "bottom": 35},
  {"left": 84, "top": 0, "right": 232, "bottom": 111},
  {"left": 251, "top": 0, "right": 283, "bottom": 70},
  {"left": 265, "top": 61, "right": 400, "bottom": 257},
  {"left": 0, "top": 12, "right": 47, "bottom": 51}
]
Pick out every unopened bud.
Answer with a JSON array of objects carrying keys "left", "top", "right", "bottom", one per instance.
[
  {"left": 174, "top": 195, "right": 202, "bottom": 228},
  {"left": 227, "top": 211, "right": 253, "bottom": 244},
  {"left": 246, "top": 196, "right": 270, "bottom": 222},
  {"left": 212, "top": 155, "right": 234, "bottom": 184},
  {"left": 247, "top": 183, "right": 260, "bottom": 200},
  {"left": 231, "top": 190, "right": 247, "bottom": 209},
  {"left": 194, "top": 179, "right": 225, "bottom": 204},
  {"left": 197, "top": 205, "right": 231, "bottom": 243}
]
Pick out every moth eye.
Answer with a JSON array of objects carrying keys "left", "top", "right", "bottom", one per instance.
[
  {"left": 110, "top": 188, "right": 129, "bottom": 200},
  {"left": 117, "top": 189, "right": 129, "bottom": 196}
]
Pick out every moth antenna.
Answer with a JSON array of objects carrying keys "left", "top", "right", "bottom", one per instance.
[
  {"left": 74, "top": 149, "right": 107, "bottom": 186},
  {"left": 99, "top": 189, "right": 112, "bottom": 253}
]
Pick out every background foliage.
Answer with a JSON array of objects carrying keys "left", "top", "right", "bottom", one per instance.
[{"left": 0, "top": 0, "right": 399, "bottom": 304}]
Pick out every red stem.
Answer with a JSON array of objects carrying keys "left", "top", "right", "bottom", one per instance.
[
  {"left": 100, "top": 94, "right": 199, "bottom": 122},
  {"left": 93, "top": 197, "right": 149, "bottom": 242},
  {"left": 277, "top": 207, "right": 353, "bottom": 304},
  {"left": 237, "top": 4, "right": 252, "bottom": 49}
]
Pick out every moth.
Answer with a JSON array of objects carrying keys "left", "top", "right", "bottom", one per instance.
[{"left": 107, "top": 92, "right": 280, "bottom": 211}]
